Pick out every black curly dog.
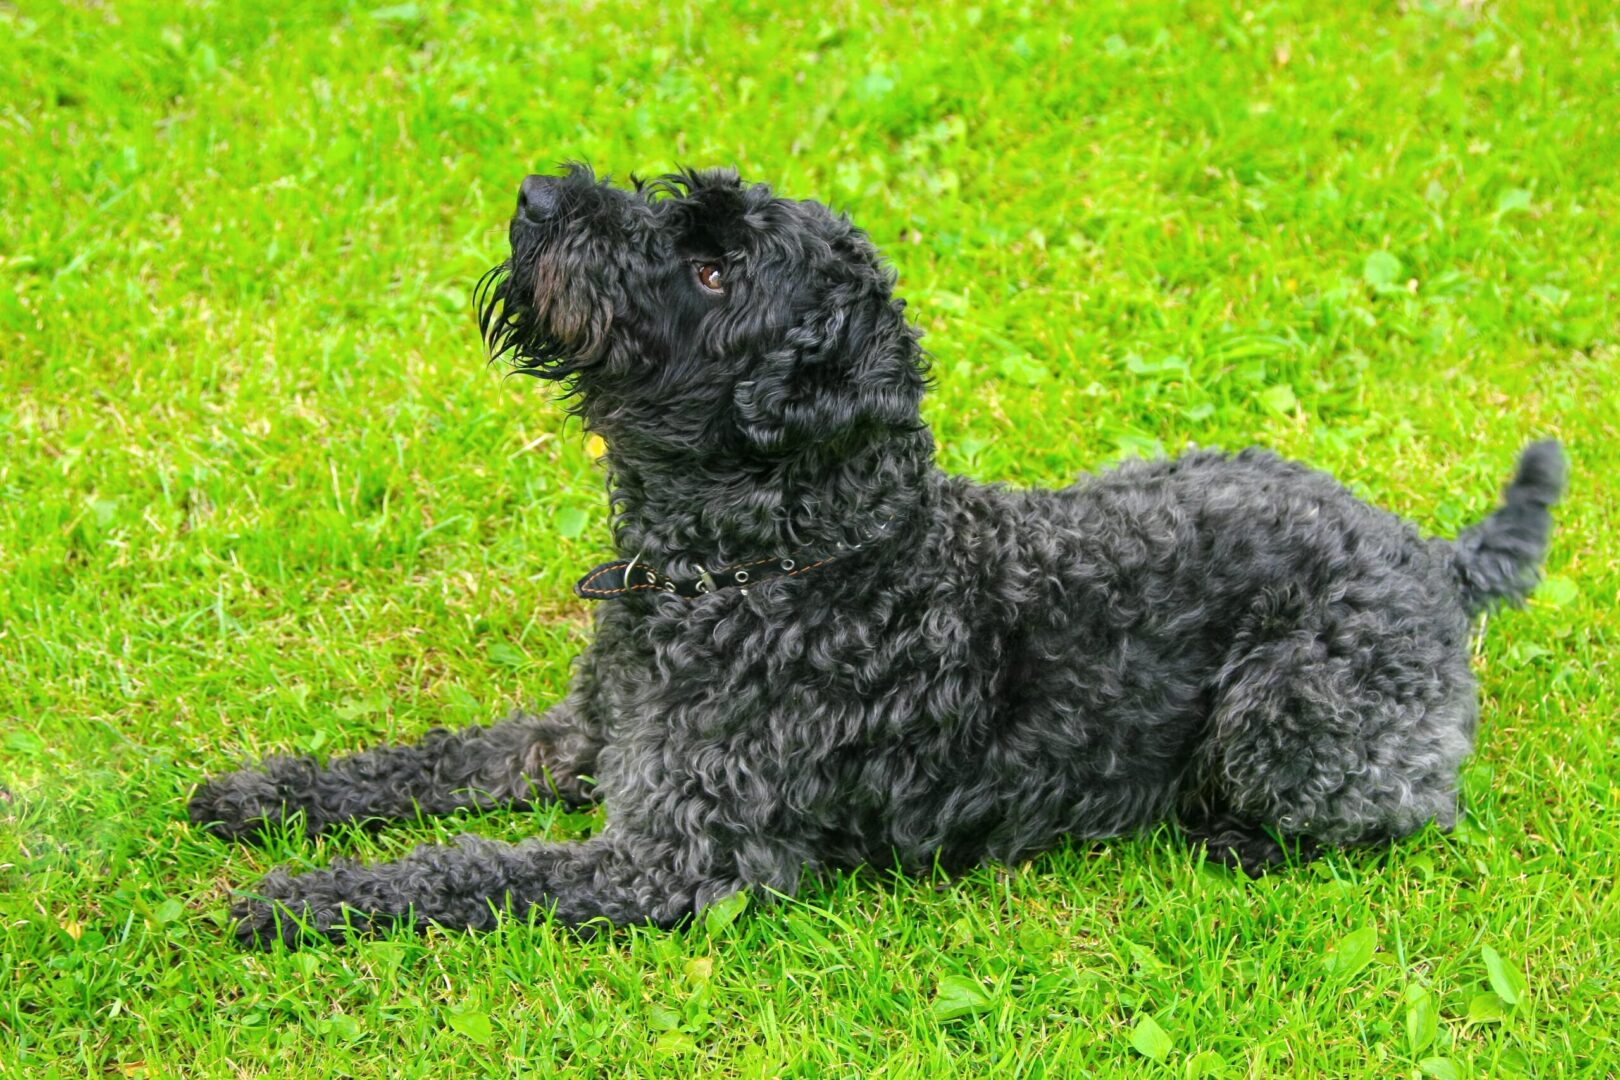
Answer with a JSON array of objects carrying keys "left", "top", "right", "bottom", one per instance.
[{"left": 190, "top": 166, "right": 1565, "bottom": 949}]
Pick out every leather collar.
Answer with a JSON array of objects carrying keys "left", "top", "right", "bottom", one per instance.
[{"left": 575, "top": 521, "right": 891, "bottom": 601}]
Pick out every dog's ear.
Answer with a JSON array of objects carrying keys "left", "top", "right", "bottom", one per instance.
[{"left": 733, "top": 282, "right": 926, "bottom": 452}]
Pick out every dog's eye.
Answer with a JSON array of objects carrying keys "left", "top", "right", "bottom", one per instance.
[{"left": 695, "top": 263, "right": 724, "bottom": 293}]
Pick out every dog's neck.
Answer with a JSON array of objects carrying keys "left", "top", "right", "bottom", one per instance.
[{"left": 600, "top": 430, "right": 934, "bottom": 577}]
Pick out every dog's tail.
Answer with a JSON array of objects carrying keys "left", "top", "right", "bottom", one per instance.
[{"left": 1450, "top": 440, "right": 1566, "bottom": 617}]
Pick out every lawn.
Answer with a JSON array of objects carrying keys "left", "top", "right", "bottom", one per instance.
[{"left": 2, "top": 0, "right": 1617, "bottom": 1074}]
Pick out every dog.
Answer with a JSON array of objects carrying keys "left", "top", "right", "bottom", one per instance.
[{"left": 190, "top": 166, "right": 1564, "bottom": 949}]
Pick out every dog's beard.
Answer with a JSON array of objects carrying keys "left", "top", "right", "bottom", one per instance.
[
  {"left": 476, "top": 233, "right": 607, "bottom": 380},
  {"left": 476, "top": 261, "right": 550, "bottom": 370}
]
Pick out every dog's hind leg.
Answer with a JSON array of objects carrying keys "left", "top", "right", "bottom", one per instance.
[
  {"left": 1179, "top": 803, "right": 1321, "bottom": 876},
  {"left": 1202, "top": 624, "right": 1476, "bottom": 860},
  {"left": 189, "top": 703, "right": 603, "bottom": 842}
]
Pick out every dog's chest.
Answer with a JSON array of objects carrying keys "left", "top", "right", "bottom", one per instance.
[{"left": 594, "top": 583, "right": 999, "bottom": 752}]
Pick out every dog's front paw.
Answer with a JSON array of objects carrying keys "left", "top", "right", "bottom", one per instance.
[
  {"left": 230, "top": 867, "right": 360, "bottom": 950},
  {"left": 188, "top": 770, "right": 289, "bottom": 842},
  {"left": 230, "top": 871, "right": 307, "bottom": 950},
  {"left": 188, "top": 761, "right": 315, "bottom": 842}
]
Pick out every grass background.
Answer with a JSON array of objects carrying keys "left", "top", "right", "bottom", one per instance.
[{"left": 2, "top": 0, "right": 1617, "bottom": 1074}]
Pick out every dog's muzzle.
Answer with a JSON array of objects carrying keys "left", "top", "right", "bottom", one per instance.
[{"left": 517, "top": 174, "right": 561, "bottom": 225}]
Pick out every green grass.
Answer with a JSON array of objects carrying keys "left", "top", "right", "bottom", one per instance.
[{"left": 2, "top": 0, "right": 1617, "bottom": 1074}]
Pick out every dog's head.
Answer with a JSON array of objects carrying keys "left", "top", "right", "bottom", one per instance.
[{"left": 477, "top": 165, "right": 928, "bottom": 458}]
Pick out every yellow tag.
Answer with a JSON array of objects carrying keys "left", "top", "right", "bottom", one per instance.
[{"left": 585, "top": 434, "right": 607, "bottom": 459}]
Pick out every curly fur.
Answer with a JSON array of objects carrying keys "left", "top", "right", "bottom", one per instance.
[{"left": 190, "top": 165, "right": 1565, "bottom": 948}]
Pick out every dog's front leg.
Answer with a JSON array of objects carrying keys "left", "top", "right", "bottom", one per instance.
[
  {"left": 189, "top": 703, "right": 603, "bottom": 842},
  {"left": 231, "top": 828, "right": 767, "bottom": 949}
]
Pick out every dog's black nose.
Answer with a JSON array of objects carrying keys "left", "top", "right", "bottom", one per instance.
[{"left": 517, "top": 174, "right": 559, "bottom": 223}]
